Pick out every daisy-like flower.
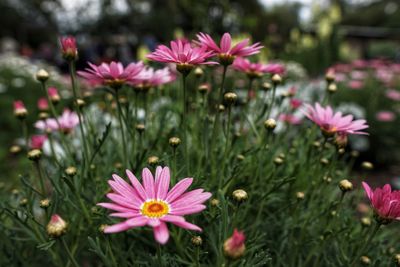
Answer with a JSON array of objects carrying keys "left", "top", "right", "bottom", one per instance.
[
  {"left": 147, "top": 39, "right": 217, "bottom": 76},
  {"left": 133, "top": 67, "right": 176, "bottom": 90},
  {"left": 77, "top": 61, "right": 144, "bottom": 89},
  {"left": 362, "top": 182, "right": 400, "bottom": 224},
  {"left": 304, "top": 103, "right": 369, "bottom": 137},
  {"left": 60, "top": 36, "right": 78, "bottom": 60},
  {"left": 98, "top": 166, "right": 211, "bottom": 244},
  {"left": 196, "top": 32, "right": 263, "bottom": 65},
  {"left": 35, "top": 109, "right": 79, "bottom": 134},
  {"left": 232, "top": 57, "right": 270, "bottom": 79}
]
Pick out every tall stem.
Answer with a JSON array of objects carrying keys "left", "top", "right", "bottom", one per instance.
[
  {"left": 182, "top": 75, "right": 189, "bottom": 173},
  {"left": 115, "top": 89, "right": 128, "bottom": 167},
  {"left": 265, "top": 83, "right": 277, "bottom": 119},
  {"left": 210, "top": 66, "right": 228, "bottom": 144},
  {"left": 68, "top": 61, "right": 89, "bottom": 168},
  {"left": 34, "top": 161, "right": 46, "bottom": 196},
  {"left": 61, "top": 238, "right": 80, "bottom": 267},
  {"left": 349, "top": 223, "right": 381, "bottom": 267}
]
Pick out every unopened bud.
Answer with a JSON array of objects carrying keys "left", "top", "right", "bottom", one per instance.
[
  {"left": 296, "top": 192, "right": 305, "bottom": 200},
  {"left": 236, "top": 154, "right": 245, "bottom": 161},
  {"left": 264, "top": 118, "right": 277, "bottom": 130},
  {"left": 40, "top": 198, "right": 51, "bottom": 209},
  {"left": 169, "top": 137, "right": 181, "bottom": 148},
  {"left": 194, "top": 67, "right": 204, "bottom": 78},
  {"left": 210, "top": 198, "right": 219, "bottom": 207},
  {"left": 325, "top": 69, "right": 335, "bottom": 83},
  {"left": 99, "top": 224, "right": 109, "bottom": 233},
  {"left": 223, "top": 229, "right": 246, "bottom": 259},
  {"left": 218, "top": 104, "right": 225, "bottom": 112},
  {"left": 232, "top": 189, "right": 248, "bottom": 203},
  {"left": 36, "top": 69, "right": 49, "bottom": 82},
  {"left": 191, "top": 236, "right": 203, "bottom": 246},
  {"left": 10, "top": 145, "right": 22, "bottom": 154},
  {"left": 76, "top": 98, "right": 85, "bottom": 108},
  {"left": 198, "top": 83, "right": 210, "bottom": 94},
  {"left": 394, "top": 254, "right": 400, "bottom": 266},
  {"left": 224, "top": 92, "right": 237, "bottom": 105},
  {"left": 351, "top": 150, "right": 360, "bottom": 158},
  {"left": 361, "top": 217, "right": 371, "bottom": 227},
  {"left": 148, "top": 156, "right": 159, "bottom": 165},
  {"left": 320, "top": 158, "right": 329, "bottom": 165},
  {"left": 39, "top": 112, "right": 49, "bottom": 120},
  {"left": 262, "top": 82, "right": 272, "bottom": 91},
  {"left": 114, "top": 162, "right": 123, "bottom": 170},
  {"left": 19, "top": 198, "right": 28, "bottom": 207},
  {"left": 136, "top": 124, "right": 145, "bottom": 133},
  {"left": 65, "top": 166, "right": 77, "bottom": 177},
  {"left": 360, "top": 256, "right": 371, "bottom": 265},
  {"left": 272, "top": 74, "right": 282, "bottom": 84},
  {"left": 46, "top": 214, "right": 67, "bottom": 238},
  {"left": 327, "top": 83, "right": 337, "bottom": 94},
  {"left": 361, "top": 161, "right": 373, "bottom": 170},
  {"left": 339, "top": 179, "right": 353, "bottom": 192},
  {"left": 274, "top": 157, "right": 284, "bottom": 165},
  {"left": 27, "top": 149, "right": 42, "bottom": 161}
]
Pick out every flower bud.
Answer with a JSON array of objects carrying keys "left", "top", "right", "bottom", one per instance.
[
  {"left": 136, "top": 123, "right": 145, "bottom": 133},
  {"left": 351, "top": 150, "right": 359, "bottom": 158},
  {"left": 11, "top": 188, "right": 20, "bottom": 195},
  {"left": 191, "top": 236, "right": 203, "bottom": 246},
  {"left": 323, "top": 176, "right": 332, "bottom": 184},
  {"left": 13, "top": 100, "right": 28, "bottom": 119},
  {"left": 361, "top": 217, "right": 371, "bottom": 227},
  {"left": 264, "top": 118, "right": 277, "bottom": 130},
  {"left": 19, "top": 198, "right": 28, "bottom": 207},
  {"left": 274, "top": 157, "right": 284, "bottom": 166},
  {"left": 224, "top": 92, "right": 237, "bottom": 106},
  {"left": 320, "top": 158, "right": 329, "bottom": 166},
  {"left": 40, "top": 198, "right": 51, "bottom": 209},
  {"left": 394, "top": 254, "right": 400, "bottom": 266},
  {"left": 223, "top": 229, "right": 246, "bottom": 259},
  {"left": 75, "top": 98, "right": 85, "bottom": 108},
  {"left": 327, "top": 83, "right": 337, "bottom": 94},
  {"left": 339, "top": 179, "right": 353, "bottom": 192},
  {"left": 325, "top": 68, "right": 335, "bottom": 83},
  {"left": 271, "top": 74, "right": 282, "bottom": 85},
  {"left": 99, "top": 224, "right": 109, "bottom": 233},
  {"left": 60, "top": 36, "right": 78, "bottom": 61},
  {"left": 37, "top": 98, "right": 49, "bottom": 111},
  {"left": 232, "top": 189, "right": 248, "bottom": 203},
  {"left": 46, "top": 214, "right": 67, "bottom": 238},
  {"left": 296, "top": 192, "right": 305, "bottom": 200},
  {"left": 338, "top": 148, "right": 345, "bottom": 155},
  {"left": 361, "top": 161, "right": 373, "bottom": 170},
  {"left": 360, "top": 256, "right": 371, "bottom": 265},
  {"left": 236, "top": 154, "right": 245, "bottom": 161},
  {"left": 194, "top": 67, "right": 204, "bottom": 78},
  {"left": 48, "top": 87, "right": 60, "bottom": 104},
  {"left": 198, "top": 83, "right": 210, "bottom": 94},
  {"left": 148, "top": 156, "right": 159, "bottom": 165},
  {"left": 36, "top": 69, "right": 49, "bottom": 82},
  {"left": 39, "top": 112, "right": 49, "bottom": 120},
  {"left": 262, "top": 82, "right": 272, "bottom": 91},
  {"left": 169, "top": 137, "right": 181, "bottom": 148},
  {"left": 210, "top": 198, "right": 220, "bottom": 207},
  {"left": 313, "top": 141, "right": 321, "bottom": 148},
  {"left": 65, "top": 166, "right": 77, "bottom": 177},
  {"left": 114, "top": 162, "right": 123, "bottom": 170},
  {"left": 27, "top": 149, "right": 42, "bottom": 161},
  {"left": 10, "top": 145, "right": 22, "bottom": 154}
]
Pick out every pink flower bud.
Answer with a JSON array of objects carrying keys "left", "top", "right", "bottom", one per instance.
[
  {"left": 46, "top": 214, "right": 68, "bottom": 238},
  {"left": 223, "top": 229, "right": 246, "bottom": 259},
  {"left": 13, "top": 100, "right": 28, "bottom": 119},
  {"left": 37, "top": 97, "right": 49, "bottom": 111},
  {"left": 30, "top": 135, "right": 47, "bottom": 149},
  {"left": 60, "top": 36, "right": 78, "bottom": 60}
]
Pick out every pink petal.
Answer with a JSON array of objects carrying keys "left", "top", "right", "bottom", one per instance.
[
  {"left": 153, "top": 221, "right": 169, "bottom": 244},
  {"left": 126, "top": 170, "right": 147, "bottom": 201},
  {"left": 142, "top": 168, "right": 155, "bottom": 199},
  {"left": 220, "top": 33, "right": 232, "bottom": 53},
  {"left": 165, "top": 178, "right": 193, "bottom": 202},
  {"left": 104, "top": 216, "right": 148, "bottom": 233},
  {"left": 362, "top": 182, "right": 373, "bottom": 200},
  {"left": 156, "top": 167, "right": 170, "bottom": 200}
]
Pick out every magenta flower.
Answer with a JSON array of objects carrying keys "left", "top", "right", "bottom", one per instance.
[
  {"left": 97, "top": 166, "right": 211, "bottom": 244},
  {"left": 60, "top": 36, "right": 78, "bottom": 60},
  {"left": 348, "top": 80, "right": 364, "bottom": 90},
  {"left": 376, "top": 111, "right": 395, "bottom": 122},
  {"left": 196, "top": 32, "right": 263, "bottom": 65},
  {"left": 147, "top": 39, "right": 217, "bottom": 75},
  {"left": 35, "top": 109, "right": 79, "bottom": 134},
  {"left": 14, "top": 100, "right": 27, "bottom": 113},
  {"left": 304, "top": 103, "right": 369, "bottom": 137},
  {"left": 290, "top": 98, "right": 302, "bottom": 109},
  {"left": 232, "top": 57, "right": 270, "bottom": 78},
  {"left": 37, "top": 98, "right": 49, "bottom": 111},
  {"left": 77, "top": 61, "right": 144, "bottom": 89},
  {"left": 385, "top": 89, "right": 400, "bottom": 101},
  {"left": 30, "top": 135, "right": 47, "bottom": 149},
  {"left": 133, "top": 67, "right": 176, "bottom": 88},
  {"left": 362, "top": 182, "right": 400, "bottom": 223},
  {"left": 48, "top": 87, "right": 60, "bottom": 103},
  {"left": 279, "top": 114, "right": 302, "bottom": 125},
  {"left": 223, "top": 229, "right": 246, "bottom": 259}
]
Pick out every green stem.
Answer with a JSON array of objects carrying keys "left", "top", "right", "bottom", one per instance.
[
  {"left": 34, "top": 161, "right": 46, "bottom": 196},
  {"left": 181, "top": 75, "right": 189, "bottom": 173},
  {"left": 68, "top": 61, "right": 89, "bottom": 170},
  {"left": 61, "top": 238, "right": 80, "bottom": 267},
  {"left": 210, "top": 66, "right": 228, "bottom": 146},
  {"left": 265, "top": 83, "right": 277, "bottom": 119},
  {"left": 349, "top": 223, "right": 381, "bottom": 267},
  {"left": 115, "top": 88, "right": 128, "bottom": 167}
]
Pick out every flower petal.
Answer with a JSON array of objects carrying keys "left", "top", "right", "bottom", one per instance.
[{"left": 153, "top": 221, "right": 169, "bottom": 244}]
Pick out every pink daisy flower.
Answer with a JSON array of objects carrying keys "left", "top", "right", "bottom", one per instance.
[
  {"left": 362, "top": 182, "right": 400, "bottom": 224},
  {"left": 376, "top": 111, "right": 395, "bottom": 122},
  {"left": 385, "top": 89, "right": 400, "bottom": 101},
  {"left": 196, "top": 32, "right": 263, "bottom": 65},
  {"left": 133, "top": 67, "right": 176, "bottom": 88},
  {"left": 147, "top": 39, "right": 216, "bottom": 76},
  {"left": 303, "top": 103, "right": 369, "bottom": 137},
  {"left": 35, "top": 109, "right": 79, "bottom": 134},
  {"left": 77, "top": 61, "right": 144, "bottom": 89},
  {"left": 98, "top": 166, "right": 211, "bottom": 244},
  {"left": 233, "top": 57, "right": 281, "bottom": 78}
]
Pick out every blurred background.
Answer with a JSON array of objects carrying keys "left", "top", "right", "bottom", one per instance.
[{"left": 1, "top": 0, "right": 400, "bottom": 181}]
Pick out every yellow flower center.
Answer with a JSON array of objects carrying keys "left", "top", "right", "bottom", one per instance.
[{"left": 141, "top": 200, "right": 170, "bottom": 218}]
